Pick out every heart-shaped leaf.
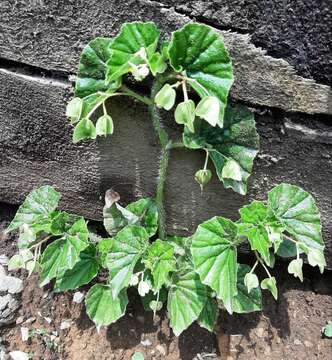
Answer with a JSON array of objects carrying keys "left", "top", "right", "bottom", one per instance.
[
  {"left": 307, "top": 248, "right": 326, "bottom": 273},
  {"left": 169, "top": 23, "right": 233, "bottom": 125},
  {"left": 191, "top": 216, "right": 238, "bottom": 313},
  {"left": 107, "top": 22, "right": 160, "bottom": 82},
  {"left": 85, "top": 284, "right": 128, "bottom": 327},
  {"left": 167, "top": 265, "right": 207, "bottom": 336},
  {"left": 75, "top": 37, "right": 116, "bottom": 98},
  {"left": 183, "top": 104, "right": 259, "bottom": 195},
  {"left": 268, "top": 184, "right": 324, "bottom": 252},
  {"left": 244, "top": 272, "right": 259, "bottom": 294},
  {"left": 261, "top": 277, "right": 278, "bottom": 300},
  {"left": 195, "top": 96, "right": 220, "bottom": 127},
  {"left": 73, "top": 118, "right": 97, "bottom": 143},
  {"left": 154, "top": 84, "right": 176, "bottom": 111},
  {"left": 175, "top": 100, "right": 196, "bottom": 132},
  {"left": 105, "top": 225, "right": 149, "bottom": 298},
  {"left": 66, "top": 98, "right": 83, "bottom": 124},
  {"left": 287, "top": 258, "right": 303, "bottom": 281}
]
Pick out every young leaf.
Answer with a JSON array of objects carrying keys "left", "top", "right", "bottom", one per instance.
[
  {"left": 174, "top": 100, "right": 196, "bottom": 133},
  {"left": 191, "top": 216, "right": 238, "bottom": 313},
  {"left": 260, "top": 277, "right": 278, "bottom": 300},
  {"left": 154, "top": 84, "right": 176, "bottom": 111},
  {"left": 244, "top": 272, "right": 259, "bottom": 294},
  {"left": 195, "top": 96, "right": 220, "bottom": 127},
  {"left": 107, "top": 22, "right": 160, "bottom": 82},
  {"left": 287, "top": 258, "right": 303, "bottom": 282},
  {"left": 74, "top": 37, "right": 116, "bottom": 97},
  {"left": 149, "top": 52, "right": 167, "bottom": 76},
  {"left": 97, "top": 238, "right": 113, "bottom": 268},
  {"left": 198, "top": 297, "right": 219, "bottom": 332},
  {"left": 66, "top": 97, "right": 83, "bottom": 124},
  {"left": 55, "top": 245, "right": 100, "bottom": 291},
  {"left": 8, "top": 249, "right": 34, "bottom": 271},
  {"left": 168, "top": 265, "right": 207, "bottom": 336},
  {"left": 73, "top": 118, "right": 97, "bottom": 143},
  {"left": 246, "top": 226, "right": 272, "bottom": 266},
  {"left": 105, "top": 225, "right": 149, "bottom": 298},
  {"left": 169, "top": 23, "right": 233, "bottom": 125},
  {"left": 85, "top": 284, "right": 128, "bottom": 327},
  {"left": 7, "top": 186, "right": 61, "bottom": 232},
  {"left": 183, "top": 104, "right": 259, "bottom": 195},
  {"left": 96, "top": 114, "right": 114, "bottom": 136},
  {"left": 143, "top": 239, "right": 176, "bottom": 290},
  {"left": 307, "top": 248, "right": 326, "bottom": 273},
  {"left": 268, "top": 184, "right": 323, "bottom": 251},
  {"left": 39, "top": 217, "right": 89, "bottom": 286},
  {"left": 50, "top": 211, "right": 79, "bottom": 235},
  {"left": 232, "top": 264, "right": 262, "bottom": 313}
]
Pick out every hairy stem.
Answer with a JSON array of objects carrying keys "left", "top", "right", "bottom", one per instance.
[{"left": 149, "top": 79, "right": 171, "bottom": 239}]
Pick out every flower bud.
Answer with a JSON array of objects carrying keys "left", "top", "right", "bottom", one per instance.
[{"left": 195, "top": 169, "right": 212, "bottom": 188}]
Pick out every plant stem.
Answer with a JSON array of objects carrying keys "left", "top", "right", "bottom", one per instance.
[
  {"left": 149, "top": 79, "right": 171, "bottom": 240},
  {"left": 121, "top": 85, "right": 153, "bottom": 106}
]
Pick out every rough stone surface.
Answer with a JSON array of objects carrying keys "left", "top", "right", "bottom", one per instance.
[{"left": 0, "top": 0, "right": 331, "bottom": 115}]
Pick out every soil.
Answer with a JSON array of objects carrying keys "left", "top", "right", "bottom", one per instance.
[{"left": 0, "top": 202, "right": 331, "bottom": 360}]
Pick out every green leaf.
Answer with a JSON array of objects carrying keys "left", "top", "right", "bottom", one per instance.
[
  {"left": 175, "top": 100, "right": 195, "bottom": 133},
  {"left": 167, "top": 235, "right": 191, "bottom": 257},
  {"left": 191, "top": 216, "right": 238, "bottom": 313},
  {"left": 143, "top": 239, "right": 176, "bottom": 290},
  {"left": 131, "top": 352, "right": 145, "bottom": 360},
  {"left": 107, "top": 22, "right": 160, "bottom": 82},
  {"left": 244, "top": 272, "right": 259, "bottom": 294},
  {"left": 103, "top": 202, "right": 137, "bottom": 236},
  {"left": 167, "top": 265, "right": 207, "bottom": 336},
  {"left": 232, "top": 264, "right": 262, "bottom": 313},
  {"left": 96, "top": 114, "right": 114, "bottom": 136},
  {"left": 287, "top": 258, "right": 303, "bottom": 282},
  {"left": 198, "top": 297, "right": 218, "bottom": 332},
  {"left": 73, "top": 118, "right": 97, "bottom": 143},
  {"left": 260, "top": 277, "right": 278, "bottom": 300},
  {"left": 195, "top": 96, "right": 220, "bottom": 127},
  {"left": 183, "top": 104, "right": 259, "bottom": 195},
  {"left": 7, "top": 186, "right": 60, "bottom": 232},
  {"left": 169, "top": 23, "right": 233, "bottom": 125},
  {"left": 66, "top": 98, "right": 83, "bottom": 124},
  {"left": 50, "top": 211, "right": 79, "bottom": 236},
  {"left": 149, "top": 52, "right": 167, "bottom": 76},
  {"left": 106, "top": 225, "right": 149, "bottom": 298},
  {"left": 247, "top": 227, "right": 272, "bottom": 266},
  {"left": 322, "top": 321, "right": 332, "bottom": 338},
  {"left": 8, "top": 249, "right": 34, "bottom": 271},
  {"left": 276, "top": 239, "right": 298, "bottom": 258},
  {"left": 85, "top": 284, "right": 128, "bottom": 327},
  {"left": 268, "top": 184, "right": 323, "bottom": 251},
  {"left": 55, "top": 245, "right": 100, "bottom": 291},
  {"left": 239, "top": 201, "right": 270, "bottom": 224},
  {"left": 154, "top": 84, "right": 176, "bottom": 111},
  {"left": 39, "top": 217, "right": 89, "bottom": 286},
  {"left": 97, "top": 238, "right": 114, "bottom": 268},
  {"left": 307, "top": 249, "right": 326, "bottom": 273}
]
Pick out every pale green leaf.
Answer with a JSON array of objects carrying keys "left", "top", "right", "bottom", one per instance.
[
  {"left": 131, "top": 352, "right": 145, "bottom": 360},
  {"left": 73, "top": 118, "right": 97, "bottom": 143},
  {"left": 96, "top": 114, "right": 114, "bottom": 136},
  {"left": 195, "top": 96, "right": 220, "bottom": 127},
  {"left": 244, "top": 272, "right": 259, "bottom": 294},
  {"left": 268, "top": 183, "right": 323, "bottom": 251},
  {"left": 169, "top": 23, "right": 233, "bottom": 125},
  {"left": 85, "top": 284, "right": 128, "bottom": 326},
  {"left": 66, "top": 98, "right": 83, "bottom": 124},
  {"left": 307, "top": 249, "right": 326, "bottom": 274},
  {"left": 154, "top": 84, "right": 176, "bottom": 111},
  {"left": 191, "top": 216, "right": 238, "bottom": 313},
  {"left": 261, "top": 277, "right": 278, "bottom": 300},
  {"left": 287, "top": 258, "right": 303, "bottom": 282},
  {"left": 143, "top": 239, "right": 176, "bottom": 290},
  {"left": 175, "top": 100, "right": 195, "bottom": 133},
  {"left": 232, "top": 264, "right": 262, "bottom": 313},
  {"left": 149, "top": 52, "right": 167, "bottom": 76},
  {"left": 322, "top": 321, "right": 332, "bottom": 338},
  {"left": 107, "top": 22, "right": 160, "bottom": 82},
  {"left": 55, "top": 245, "right": 100, "bottom": 291},
  {"left": 198, "top": 297, "right": 218, "bottom": 332},
  {"left": 183, "top": 104, "right": 259, "bottom": 195},
  {"left": 106, "top": 225, "right": 149, "bottom": 298},
  {"left": 7, "top": 186, "right": 60, "bottom": 232},
  {"left": 168, "top": 265, "right": 207, "bottom": 336}
]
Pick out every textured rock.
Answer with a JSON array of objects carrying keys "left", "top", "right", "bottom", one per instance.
[{"left": 0, "top": 0, "right": 330, "bottom": 115}]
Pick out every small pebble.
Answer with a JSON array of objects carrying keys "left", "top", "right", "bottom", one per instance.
[
  {"left": 255, "top": 327, "right": 265, "bottom": 338},
  {"left": 141, "top": 338, "right": 152, "bottom": 347},
  {"left": 73, "top": 291, "right": 84, "bottom": 304},
  {"left": 294, "top": 339, "right": 302, "bottom": 346},
  {"left": 0, "top": 255, "right": 9, "bottom": 266},
  {"left": 60, "top": 319, "right": 72, "bottom": 330},
  {"left": 156, "top": 344, "right": 166, "bottom": 356},
  {"left": 20, "top": 327, "right": 29, "bottom": 342}
]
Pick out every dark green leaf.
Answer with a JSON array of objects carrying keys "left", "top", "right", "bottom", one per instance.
[
  {"left": 183, "top": 104, "right": 259, "bottom": 195},
  {"left": 168, "top": 265, "right": 207, "bottom": 336},
  {"left": 191, "top": 216, "right": 238, "bottom": 313},
  {"left": 7, "top": 186, "right": 60, "bottom": 232},
  {"left": 106, "top": 225, "right": 149, "bottom": 298},
  {"left": 50, "top": 211, "right": 79, "bottom": 235},
  {"left": 232, "top": 264, "right": 262, "bottom": 313},
  {"left": 85, "top": 284, "right": 128, "bottom": 326},
  {"left": 97, "top": 238, "right": 114, "bottom": 268},
  {"left": 276, "top": 239, "right": 298, "bottom": 258},
  {"left": 169, "top": 23, "right": 233, "bottom": 125},
  {"left": 198, "top": 297, "right": 218, "bottom": 332},
  {"left": 55, "top": 245, "right": 99, "bottom": 291},
  {"left": 107, "top": 22, "right": 160, "bottom": 82},
  {"left": 143, "top": 239, "right": 176, "bottom": 290}
]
